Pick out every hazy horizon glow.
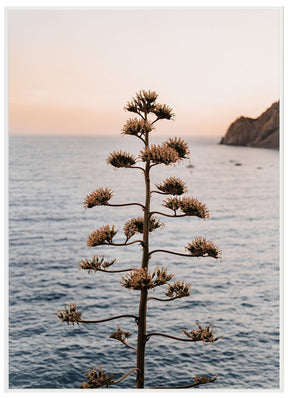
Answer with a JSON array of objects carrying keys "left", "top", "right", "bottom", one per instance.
[{"left": 8, "top": 8, "right": 281, "bottom": 137}]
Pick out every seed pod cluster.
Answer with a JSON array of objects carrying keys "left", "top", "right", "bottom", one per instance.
[
  {"left": 185, "top": 236, "right": 221, "bottom": 258},
  {"left": 84, "top": 187, "right": 113, "bottom": 208},
  {"left": 87, "top": 225, "right": 118, "bottom": 247},
  {"left": 121, "top": 267, "right": 174, "bottom": 291}
]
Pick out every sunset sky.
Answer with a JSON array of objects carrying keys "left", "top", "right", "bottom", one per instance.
[{"left": 8, "top": 8, "right": 281, "bottom": 137}]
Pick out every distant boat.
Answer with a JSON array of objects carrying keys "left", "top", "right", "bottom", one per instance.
[{"left": 187, "top": 163, "right": 195, "bottom": 169}]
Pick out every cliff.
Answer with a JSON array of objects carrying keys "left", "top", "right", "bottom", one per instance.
[{"left": 219, "top": 101, "right": 279, "bottom": 149}]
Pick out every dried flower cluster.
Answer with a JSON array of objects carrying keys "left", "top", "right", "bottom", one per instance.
[
  {"left": 84, "top": 187, "right": 113, "bottom": 208},
  {"left": 79, "top": 255, "right": 116, "bottom": 273},
  {"left": 162, "top": 196, "right": 209, "bottom": 219},
  {"left": 107, "top": 150, "right": 137, "bottom": 168},
  {"left": 179, "top": 197, "right": 209, "bottom": 218},
  {"left": 80, "top": 366, "right": 115, "bottom": 389},
  {"left": 124, "top": 89, "right": 174, "bottom": 120},
  {"left": 152, "top": 103, "right": 175, "bottom": 120},
  {"left": 140, "top": 143, "right": 180, "bottom": 165},
  {"left": 156, "top": 176, "right": 187, "bottom": 196},
  {"left": 185, "top": 236, "right": 221, "bottom": 258},
  {"left": 124, "top": 90, "right": 158, "bottom": 114},
  {"left": 165, "top": 137, "right": 190, "bottom": 159},
  {"left": 122, "top": 118, "right": 153, "bottom": 137},
  {"left": 182, "top": 323, "right": 222, "bottom": 343},
  {"left": 162, "top": 197, "right": 181, "bottom": 213},
  {"left": 140, "top": 137, "right": 189, "bottom": 166},
  {"left": 87, "top": 225, "right": 118, "bottom": 247},
  {"left": 121, "top": 267, "right": 174, "bottom": 291},
  {"left": 193, "top": 375, "right": 218, "bottom": 385},
  {"left": 110, "top": 324, "right": 131, "bottom": 344},
  {"left": 55, "top": 303, "right": 82, "bottom": 325},
  {"left": 165, "top": 281, "right": 191, "bottom": 299},
  {"left": 123, "top": 216, "right": 162, "bottom": 240}
]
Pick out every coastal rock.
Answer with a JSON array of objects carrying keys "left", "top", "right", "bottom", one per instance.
[{"left": 219, "top": 101, "right": 279, "bottom": 149}]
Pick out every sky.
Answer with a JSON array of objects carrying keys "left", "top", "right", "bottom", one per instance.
[{"left": 8, "top": 8, "right": 281, "bottom": 137}]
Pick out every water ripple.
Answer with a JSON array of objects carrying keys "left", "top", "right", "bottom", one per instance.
[{"left": 9, "top": 136, "right": 280, "bottom": 389}]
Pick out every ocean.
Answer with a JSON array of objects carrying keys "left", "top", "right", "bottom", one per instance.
[{"left": 8, "top": 134, "right": 280, "bottom": 389}]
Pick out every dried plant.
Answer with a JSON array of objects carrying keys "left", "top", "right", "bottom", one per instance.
[
  {"left": 140, "top": 143, "right": 180, "bottom": 165},
  {"left": 107, "top": 150, "right": 137, "bottom": 168},
  {"left": 152, "top": 103, "right": 175, "bottom": 120},
  {"left": 165, "top": 281, "right": 191, "bottom": 299},
  {"left": 163, "top": 197, "right": 181, "bottom": 213},
  {"left": 123, "top": 216, "right": 162, "bottom": 240},
  {"left": 185, "top": 236, "right": 221, "bottom": 258},
  {"left": 56, "top": 90, "right": 221, "bottom": 389},
  {"left": 109, "top": 324, "right": 136, "bottom": 351},
  {"left": 179, "top": 197, "right": 209, "bottom": 219},
  {"left": 193, "top": 375, "right": 218, "bottom": 385},
  {"left": 124, "top": 89, "right": 159, "bottom": 114},
  {"left": 79, "top": 255, "right": 116, "bottom": 273},
  {"left": 80, "top": 366, "right": 115, "bottom": 389},
  {"left": 164, "top": 137, "right": 190, "bottom": 159},
  {"left": 121, "top": 267, "right": 174, "bottom": 291},
  {"left": 87, "top": 225, "right": 118, "bottom": 247},
  {"left": 162, "top": 196, "right": 209, "bottom": 219},
  {"left": 110, "top": 324, "right": 131, "bottom": 343},
  {"left": 55, "top": 303, "right": 82, "bottom": 325},
  {"left": 156, "top": 176, "right": 187, "bottom": 195},
  {"left": 182, "top": 323, "right": 223, "bottom": 343},
  {"left": 122, "top": 118, "right": 153, "bottom": 137},
  {"left": 84, "top": 187, "right": 113, "bottom": 208}
]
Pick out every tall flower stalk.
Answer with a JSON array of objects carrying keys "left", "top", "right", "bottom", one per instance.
[{"left": 56, "top": 90, "right": 222, "bottom": 389}]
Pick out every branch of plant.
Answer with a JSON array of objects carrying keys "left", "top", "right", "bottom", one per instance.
[
  {"left": 79, "top": 314, "right": 139, "bottom": 324},
  {"left": 106, "top": 202, "right": 145, "bottom": 210},
  {"left": 136, "top": 135, "right": 146, "bottom": 145},
  {"left": 145, "top": 332, "right": 201, "bottom": 343},
  {"left": 115, "top": 339, "right": 137, "bottom": 352},
  {"left": 150, "top": 375, "right": 218, "bottom": 389},
  {"left": 148, "top": 163, "right": 158, "bottom": 170},
  {"left": 150, "top": 190, "right": 169, "bottom": 195},
  {"left": 130, "top": 166, "right": 145, "bottom": 172},
  {"left": 102, "top": 240, "right": 144, "bottom": 247},
  {"left": 97, "top": 268, "right": 136, "bottom": 274},
  {"left": 149, "top": 211, "right": 187, "bottom": 218},
  {"left": 151, "top": 117, "right": 159, "bottom": 125},
  {"left": 112, "top": 368, "right": 140, "bottom": 385},
  {"left": 149, "top": 249, "right": 204, "bottom": 258},
  {"left": 136, "top": 111, "right": 145, "bottom": 120},
  {"left": 147, "top": 296, "right": 178, "bottom": 302}
]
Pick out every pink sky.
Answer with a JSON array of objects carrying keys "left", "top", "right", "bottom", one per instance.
[{"left": 8, "top": 8, "right": 281, "bottom": 137}]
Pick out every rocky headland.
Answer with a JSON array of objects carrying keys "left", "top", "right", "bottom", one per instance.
[{"left": 219, "top": 101, "right": 279, "bottom": 149}]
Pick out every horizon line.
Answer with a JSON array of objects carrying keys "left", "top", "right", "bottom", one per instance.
[{"left": 8, "top": 132, "right": 221, "bottom": 139}]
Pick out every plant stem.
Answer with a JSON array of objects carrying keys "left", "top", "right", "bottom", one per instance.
[
  {"left": 145, "top": 332, "right": 197, "bottom": 343},
  {"left": 151, "top": 117, "right": 159, "bottom": 125},
  {"left": 97, "top": 268, "right": 136, "bottom": 274},
  {"left": 130, "top": 166, "right": 145, "bottom": 172},
  {"left": 150, "top": 190, "right": 168, "bottom": 195},
  {"left": 108, "top": 240, "right": 144, "bottom": 247},
  {"left": 147, "top": 296, "right": 178, "bottom": 302},
  {"left": 119, "top": 340, "right": 137, "bottom": 351},
  {"left": 136, "top": 112, "right": 150, "bottom": 389},
  {"left": 150, "top": 375, "right": 218, "bottom": 389},
  {"left": 78, "top": 314, "right": 138, "bottom": 324},
  {"left": 149, "top": 211, "right": 187, "bottom": 218},
  {"left": 149, "top": 249, "right": 203, "bottom": 257},
  {"left": 106, "top": 202, "right": 145, "bottom": 210},
  {"left": 112, "top": 368, "right": 140, "bottom": 385}
]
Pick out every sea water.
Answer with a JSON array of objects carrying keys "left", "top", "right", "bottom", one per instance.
[{"left": 8, "top": 135, "right": 280, "bottom": 389}]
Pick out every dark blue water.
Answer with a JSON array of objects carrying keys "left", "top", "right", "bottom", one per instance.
[{"left": 9, "top": 135, "right": 280, "bottom": 389}]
